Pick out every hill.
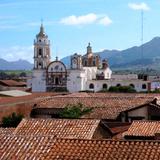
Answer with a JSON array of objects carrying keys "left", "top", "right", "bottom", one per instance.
[
  {"left": 61, "top": 37, "right": 160, "bottom": 70},
  {"left": 0, "top": 59, "right": 33, "bottom": 70}
]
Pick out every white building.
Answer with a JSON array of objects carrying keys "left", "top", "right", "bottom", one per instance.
[
  {"left": 31, "top": 24, "right": 67, "bottom": 92},
  {"left": 30, "top": 24, "right": 151, "bottom": 93}
]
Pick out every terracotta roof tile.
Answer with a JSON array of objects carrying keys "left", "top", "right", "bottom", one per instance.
[
  {"left": 0, "top": 128, "right": 15, "bottom": 135},
  {"left": 123, "top": 121, "right": 160, "bottom": 137},
  {"left": 0, "top": 136, "right": 160, "bottom": 160},
  {"left": 0, "top": 80, "right": 26, "bottom": 87},
  {"left": 13, "top": 118, "right": 100, "bottom": 139},
  {"left": 36, "top": 96, "right": 155, "bottom": 119},
  {"left": 0, "top": 135, "right": 56, "bottom": 160}
]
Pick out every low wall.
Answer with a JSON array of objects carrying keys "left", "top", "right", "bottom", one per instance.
[{"left": 0, "top": 102, "right": 34, "bottom": 123}]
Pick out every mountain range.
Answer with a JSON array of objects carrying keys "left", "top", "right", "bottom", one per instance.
[
  {"left": 1, "top": 37, "right": 160, "bottom": 71},
  {"left": 0, "top": 59, "right": 33, "bottom": 70},
  {"left": 61, "top": 37, "right": 160, "bottom": 70}
]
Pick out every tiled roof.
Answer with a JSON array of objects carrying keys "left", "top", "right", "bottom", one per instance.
[
  {"left": 42, "top": 138, "right": 160, "bottom": 160},
  {"left": 0, "top": 135, "right": 56, "bottom": 160},
  {"left": 0, "top": 128, "right": 15, "bottom": 135},
  {"left": 37, "top": 96, "right": 155, "bottom": 119},
  {"left": 0, "top": 136, "right": 160, "bottom": 160},
  {"left": 13, "top": 118, "right": 100, "bottom": 139},
  {"left": 0, "top": 80, "right": 26, "bottom": 87},
  {"left": 123, "top": 121, "right": 160, "bottom": 137}
]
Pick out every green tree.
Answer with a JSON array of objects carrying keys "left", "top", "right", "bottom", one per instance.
[
  {"left": 2, "top": 112, "right": 23, "bottom": 127},
  {"left": 59, "top": 103, "right": 92, "bottom": 119},
  {"left": 108, "top": 86, "right": 136, "bottom": 93}
]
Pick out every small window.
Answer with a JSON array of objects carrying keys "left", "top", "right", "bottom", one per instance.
[
  {"left": 142, "top": 84, "right": 147, "bottom": 89},
  {"left": 117, "top": 84, "right": 121, "bottom": 87},
  {"left": 103, "top": 84, "right": 107, "bottom": 89},
  {"left": 130, "top": 84, "right": 135, "bottom": 88},
  {"left": 55, "top": 65, "right": 59, "bottom": 70},
  {"left": 89, "top": 83, "right": 94, "bottom": 89}
]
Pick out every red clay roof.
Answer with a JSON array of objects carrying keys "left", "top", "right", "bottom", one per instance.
[
  {"left": 0, "top": 128, "right": 15, "bottom": 135},
  {"left": 123, "top": 121, "right": 160, "bottom": 137},
  {"left": 13, "top": 118, "right": 100, "bottom": 139},
  {"left": 37, "top": 96, "right": 155, "bottom": 119},
  {"left": 0, "top": 80, "right": 26, "bottom": 87},
  {"left": 0, "top": 136, "right": 160, "bottom": 160}
]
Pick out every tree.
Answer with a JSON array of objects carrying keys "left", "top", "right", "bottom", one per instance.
[
  {"left": 59, "top": 103, "right": 92, "bottom": 119},
  {"left": 108, "top": 86, "right": 136, "bottom": 93},
  {"left": 2, "top": 112, "right": 23, "bottom": 127}
]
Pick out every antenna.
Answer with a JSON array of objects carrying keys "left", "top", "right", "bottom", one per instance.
[{"left": 141, "top": 10, "right": 144, "bottom": 60}]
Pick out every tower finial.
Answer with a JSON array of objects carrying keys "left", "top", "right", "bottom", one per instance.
[{"left": 87, "top": 42, "right": 92, "bottom": 55}]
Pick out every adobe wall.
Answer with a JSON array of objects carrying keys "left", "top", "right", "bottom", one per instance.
[{"left": 0, "top": 102, "right": 33, "bottom": 123}]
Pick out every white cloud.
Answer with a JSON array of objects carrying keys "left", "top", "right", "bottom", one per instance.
[
  {"left": 0, "top": 46, "right": 33, "bottom": 63},
  {"left": 60, "top": 13, "right": 112, "bottom": 26},
  {"left": 60, "top": 13, "right": 97, "bottom": 25},
  {"left": 128, "top": 2, "right": 150, "bottom": 11},
  {"left": 98, "top": 16, "right": 112, "bottom": 26}
]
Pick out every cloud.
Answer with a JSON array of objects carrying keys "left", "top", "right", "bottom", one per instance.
[
  {"left": 60, "top": 13, "right": 97, "bottom": 25},
  {"left": 60, "top": 13, "right": 112, "bottom": 26},
  {"left": 128, "top": 2, "right": 150, "bottom": 11},
  {"left": 0, "top": 46, "right": 33, "bottom": 62},
  {"left": 98, "top": 16, "right": 112, "bottom": 26}
]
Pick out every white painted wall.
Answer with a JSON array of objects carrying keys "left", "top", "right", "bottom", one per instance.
[{"left": 32, "top": 70, "right": 46, "bottom": 92}]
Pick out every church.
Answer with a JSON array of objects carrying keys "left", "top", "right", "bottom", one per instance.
[
  {"left": 31, "top": 24, "right": 150, "bottom": 93},
  {"left": 32, "top": 24, "right": 67, "bottom": 92}
]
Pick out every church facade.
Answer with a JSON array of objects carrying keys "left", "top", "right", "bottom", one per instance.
[
  {"left": 32, "top": 24, "right": 67, "bottom": 92},
  {"left": 31, "top": 25, "right": 150, "bottom": 93}
]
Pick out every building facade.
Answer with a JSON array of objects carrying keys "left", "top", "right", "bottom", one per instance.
[
  {"left": 31, "top": 24, "right": 151, "bottom": 93},
  {"left": 32, "top": 24, "right": 67, "bottom": 92}
]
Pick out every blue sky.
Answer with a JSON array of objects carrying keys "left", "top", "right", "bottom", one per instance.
[{"left": 0, "top": 0, "right": 159, "bottom": 63}]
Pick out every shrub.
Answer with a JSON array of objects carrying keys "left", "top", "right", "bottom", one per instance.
[
  {"left": 2, "top": 112, "right": 23, "bottom": 127},
  {"left": 108, "top": 86, "right": 136, "bottom": 93},
  {"left": 59, "top": 103, "right": 92, "bottom": 119}
]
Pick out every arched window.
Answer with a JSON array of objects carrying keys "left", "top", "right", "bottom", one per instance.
[
  {"left": 130, "top": 84, "right": 135, "bottom": 88},
  {"left": 142, "top": 84, "right": 147, "bottom": 89},
  {"left": 39, "top": 48, "right": 42, "bottom": 56},
  {"left": 89, "top": 83, "right": 94, "bottom": 89},
  {"left": 85, "top": 61, "right": 87, "bottom": 66},
  {"left": 103, "top": 84, "right": 108, "bottom": 89},
  {"left": 116, "top": 84, "right": 121, "bottom": 87}
]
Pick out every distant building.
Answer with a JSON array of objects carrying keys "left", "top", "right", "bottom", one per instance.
[
  {"left": 31, "top": 24, "right": 67, "bottom": 92},
  {"left": 30, "top": 24, "right": 153, "bottom": 93}
]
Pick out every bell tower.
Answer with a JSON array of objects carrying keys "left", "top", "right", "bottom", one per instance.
[
  {"left": 32, "top": 23, "right": 51, "bottom": 92},
  {"left": 34, "top": 23, "right": 51, "bottom": 69}
]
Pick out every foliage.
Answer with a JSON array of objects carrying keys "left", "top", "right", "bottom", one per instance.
[
  {"left": 97, "top": 89, "right": 108, "bottom": 93},
  {"left": 2, "top": 112, "right": 24, "bottom": 128},
  {"left": 53, "top": 87, "right": 68, "bottom": 92},
  {"left": 59, "top": 103, "right": 92, "bottom": 119},
  {"left": 79, "top": 90, "right": 94, "bottom": 93},
  {"left": 108, "top": 86, "right": 136, "bottom": 93},
  {"left": 0, "top": 70, "right": 30, "bottom": 79}
]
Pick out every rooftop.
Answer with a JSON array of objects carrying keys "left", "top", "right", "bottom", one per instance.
[
  {"left": 123, "top": 121, "right": 160, "bottom": 138},
  {"left": 0, "top": 128, "right": 15, "bottom": 135},
  {"left": 13, "top": 118, "right": 100, "bottom": 139},
  {"left": 0, "top": 80, "right": 26, "bottom": 87},
  {"left": 36, "top": 93, "right": 157, "bottom": 119},
  {"left": 0, "top": 90, "right": 31, "bottom": 97},
  {"left": 1, "top": 136, "right": 159, "bottom": 160}
]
